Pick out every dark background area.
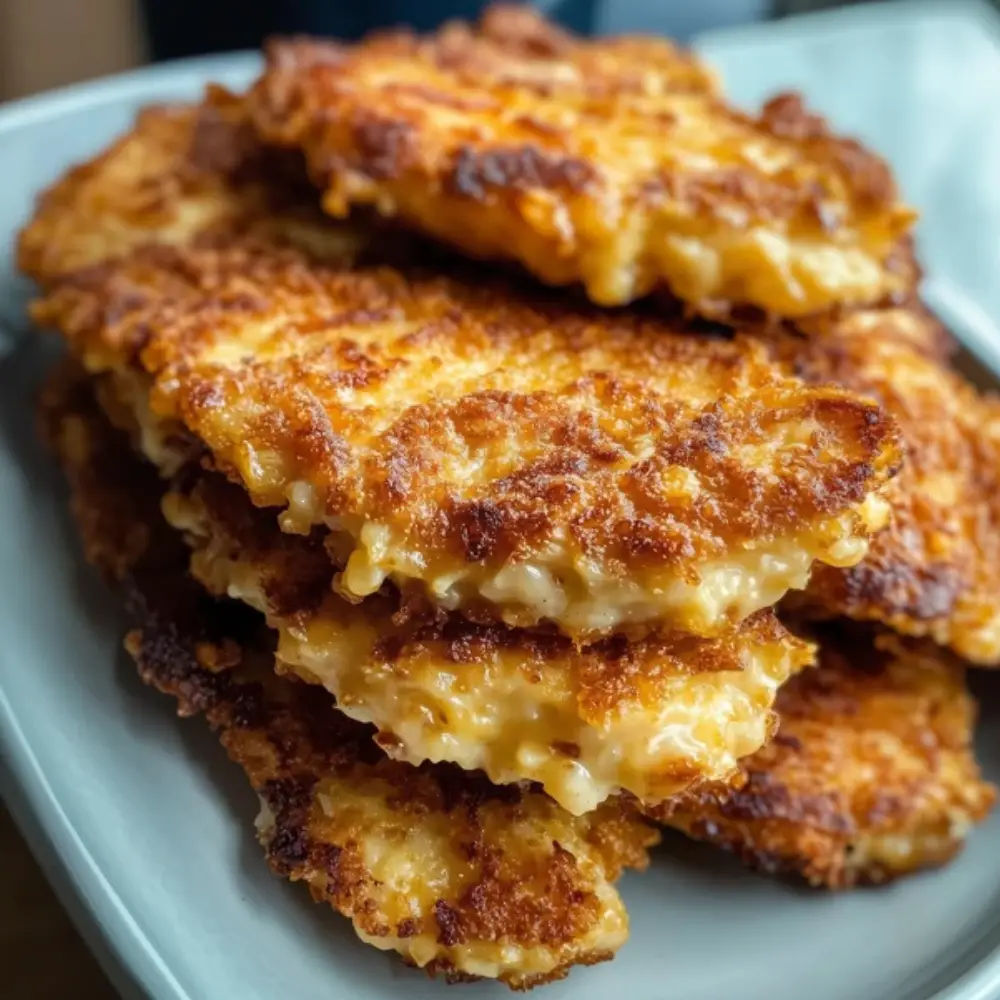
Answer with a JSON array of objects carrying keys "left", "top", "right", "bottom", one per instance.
[
  {"left": 140, "top": 0, "right": 876, "bottom": 60},
  {"left": 0, "top": 0, "right": 931, "bottom": 102}
]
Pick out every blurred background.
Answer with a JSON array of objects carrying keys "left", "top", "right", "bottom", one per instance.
[{"left": 0, "top": 0, "right": 973, "bottom": 102}]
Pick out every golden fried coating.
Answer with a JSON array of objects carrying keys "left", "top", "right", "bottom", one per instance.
[
  {"left": 19, "top": 93, "right": 910, "bottom": 643},
  {"left": 654, "top": 626, "right": 996, "bottom": 887},
  {"left": 31, "top": 239, "right": 901, "bottom": 640},
  {"left": 775, "top": 306, "right": 1000, "bottom": 664},
  {"left": 157, "top": 464, "right": 812, "bottom": 815},
  {"left": 52, "top": 357, "right": 813, "bottom": 814},
  {"left": 40, "top": 358, "right": 658, "bottom": 989},
  {"left": 250, "top": 5, "right": 916, "bottom": 317},
  {"left": 17, "top": 86, "right": 369, "bottom": 286}
]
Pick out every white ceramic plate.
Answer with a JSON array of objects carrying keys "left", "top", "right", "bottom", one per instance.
[{"left": 1, "top": 3, "right": 999, "bottom": 998}]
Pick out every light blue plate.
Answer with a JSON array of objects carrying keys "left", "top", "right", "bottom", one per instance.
[{"left": 1, "top": 3, "right": 999, "bottom": 998}]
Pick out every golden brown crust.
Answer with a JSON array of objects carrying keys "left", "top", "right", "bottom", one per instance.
[
  {"left": 60, "top": 361, "right": 810, "bottom": 813},
  {"left": 250, "top": 5, "right": 916, "bottom": 316},
  {"left": 162, "top": 458, "right": 812, "bottom": 812},
  {"left": 32, "top": 239, "right": 902, "bottom": 636},
  {"left": 40, "top": 357, "right": 658, "bottom": 989},
  {"left": 126, "top": 620, "right": 650, "bottom": 986},
  {"left": 774, "top": 306, "right": 1000, "bottom": 664},
  {"left": 17, "top": 86, "right": 373, "bottom": 287},
  {"left": 654, "top": 624, "right": 996, "bottom": 887},
  {"left": 21, "top": 92, "right": 909, "bottom": 640}
]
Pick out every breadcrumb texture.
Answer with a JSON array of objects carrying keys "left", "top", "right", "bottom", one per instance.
[
  {"left": 31, "top": 239, "right": 901, "bottom": 638},
  {"left": 251, "top": 4, "right": 916, "bottom": 316},
  {"left": 19, "top": 92, "right": 907, "bottom": 639},
  {"left": 654, "top": 625, "right": 996, "bottom": 887},
  {"left": 780, "top": 306, "right": 1000, "bottom": 664},
  {"left": 17, "top": 88, "right": 373, "bottom": 286},
  {"left": 39, "top": 359, "right": 659, "bottom": 990},
  {"left": 160, "top": 464, "right": 812, "bottom": 815}
]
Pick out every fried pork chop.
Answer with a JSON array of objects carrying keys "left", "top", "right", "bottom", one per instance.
[
  {"left": 40, "top": 358, "right": 658, "bottom": 990},
  {"left": 59, "top": 360, "right": 814, "bottom": 815},
  {"left": 250, "top": 4, "right": 916, "bottom": 318},
  {"left": 19, "top": 95, "right": 905, "bottom": 642},
  {"left": 780, "top": 307, "right": 1000, "bottom": 664},
  {"left": 29, "top": 90, "right": 1000, "bottom": 665},
  {"left": 30, "top": 238, "right": 901, "bottom": 641},
  {"left": 653, "top": 625, "right": 996, "bottom": 887},
  {"left": 164, "top": 461, "right": 812, "bottom": 815}
]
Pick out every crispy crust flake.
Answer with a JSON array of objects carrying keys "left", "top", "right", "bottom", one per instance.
[
  {"left": 17, "top": 87, "right": 373, "bottom": 286},
  {"left": 778, "top": 306, "right": 1000, "bottom": 664}
]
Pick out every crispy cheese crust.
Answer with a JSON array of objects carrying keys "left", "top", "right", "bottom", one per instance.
[
  {"left": 653, "top": 626, "right": 996, "bottom": 887},
  {"left": 777, "top": 307, "right": 1000, "bottom": 664},
  {"left": 158, "top": 464, "right": 813, "bottom": 815},
  {"left": 39, "top": 358, "right": 659, "bottom": 990},
  {"left": 31, "top": 241, "right": 901, "bottom": 639},
  {"left": 250, "top": 5, "right": 916, "bottom": 317}
]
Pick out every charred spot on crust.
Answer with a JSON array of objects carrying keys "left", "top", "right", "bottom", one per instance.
[
  {"left": 261, "top": 776, "right": 318, "bottom": 872},
  {"left": 449, "top": 145, "right": 596, "bottom": 201}
]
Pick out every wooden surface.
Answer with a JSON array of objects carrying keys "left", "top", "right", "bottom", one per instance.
[
  {"left": 0, "top": 805, "right": 116, "bottom": 999},
  {"left": 0, "top": 0, "right": 144, "bottom": 101}
]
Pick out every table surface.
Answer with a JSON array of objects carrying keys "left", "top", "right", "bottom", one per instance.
[{"left": 1, "top": 805, "right": 115, "bottom": 999}]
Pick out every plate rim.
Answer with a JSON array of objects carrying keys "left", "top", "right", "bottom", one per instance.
[
  {"left": 0, "top": 52, "right": 263, "bottom": 1000},
  {"left": 696, "top": 0, "right": 1000, "bottom": 49},
  {"left": 1, "top": 6, "right": 999, "bottom": 999}
]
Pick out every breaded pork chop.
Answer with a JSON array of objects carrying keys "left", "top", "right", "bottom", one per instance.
[
  {"left": 250, "top": 5, "right": 916, "bottom": 318},
  {"left": 31, "top": 239, "right": 900, "bottom": 640},
  {"left": 40, "top": 359, "right": 658, "bottom": 990},
  {"left": 160, "top": 462, "right": 812, "bottom": 816},
  {"left": 41, "top": 92, "right": 997, "bottom": 665},
  {"left": 778, "top": 307, "right": 1000, "bottom": 664},
  {"left": 19, "top": 94, "right": 914, "bottom": 650},
  {"left": 17, "top": 87, "right": 370, "bottom": 286},
  {"left": 653, "top": 625, "right": 995, "bottom": 887},
  {"left": 58, "top": 360, "right": 812, "bottom": 815}
]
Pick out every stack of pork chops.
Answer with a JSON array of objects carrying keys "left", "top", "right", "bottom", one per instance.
[{"left": 18, "top": 5, "right": 998, "bottom": 989}]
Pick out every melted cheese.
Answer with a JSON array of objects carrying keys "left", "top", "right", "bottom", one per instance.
[
  {"left": 167, "top": 488, "right": 814, "bottom": 815},
  {"left": 116, "top": 362, "right": 890, "bottom": 638},
  {"left": 339, "top": 495, "right": 888, "bottom": 637},
  {"left": 279, "top": 614, "right": 809, "bottom": 814}
]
